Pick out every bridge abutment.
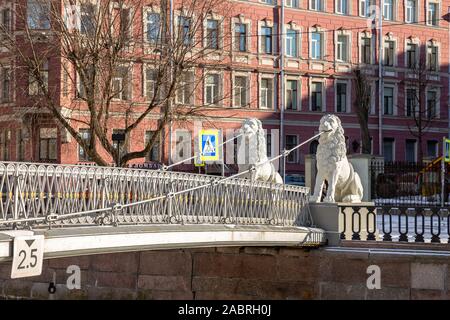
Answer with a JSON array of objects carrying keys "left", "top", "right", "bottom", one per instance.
[{"left": 1, "top": 245, "right": 449, "bottom": 300}]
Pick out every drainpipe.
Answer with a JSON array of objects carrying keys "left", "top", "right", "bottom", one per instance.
[
  {"left": 280, "top": 0, "right": 285, "bottom": 182},
  {"left": 168, "top": 0, "right": 174, "bottom": 167},
  {"left": 378, "top": 0, "right": 384, "bottom": 156}
]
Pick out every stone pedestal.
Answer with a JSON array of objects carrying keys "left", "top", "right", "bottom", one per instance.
[
  {"left": 305, "top": 154, "right": 378, "bottom": 202},
  {"left": 309, "top": 202, "right": 376, "bottom": 246},
  {"left": 347, "top": 154, "right": 372, "bottom": 202}
]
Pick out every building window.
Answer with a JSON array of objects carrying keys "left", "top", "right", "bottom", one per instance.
[
  {"left": 78, "top": 129, "right": 92, "bottom": 161},
  {"left": 285, "top": 29, "right": 298, "bottom": 57},
  {"left": 112, "top": 129, "right": 127, "bottom": 155},
  {"left": 145, "top": 67, "right": 157, "bottom": 101},
  {"left": 384, "top": 87, "right": 394, "bottom": 115},
  {"left": 234, "top": 23, "right": 247, "bottom": 52},
  {"left": 176, "top": 71, "right": 193, "bottom": 105},
  {"left": 360, "top": 37, "right": 372, "bottom": 64},
  {"left": 405, "top": 139, "right": 417, "bottom": 162},
  {"left": 336, "top": 83, "right": 347, "bottom": 113},
  {"left": 80, "top": 2, "right": 96, "bottom": 35},
  {"left": 29, "top": 60, "right": 49, "bottom": 96},
  {"left": 406, "top": 88, "right": 417, "bottom": 117},
  {"left": 336, "top": 35, "right": 349, "bottom": 62},
  {"left": 405, "top": 0, "right": 417, "bottom": 23},
  {"left": 360, "top": 0, "right": 374, "bottom": 17},
  {"left": 427, "top": 90, "right": 437, "bottom": 119},
  {"left": 266, "top": 131, "right": 272, "bottom": 158},
  {"left": 310, "top": 0, "right": 323, "bottom": 11},
  {"left": 311, "top": 82, "right": 323, "bottom": 111},
  {"left": 260, "top": 78, "right": 273, "bottom": 109},
  {"left": 234, "top": 76, "right": 248, "bottom": 108},
  {"left": 406, "top": 43, "right": 417, "bottom": 68},
  {"left": 27, "top": 0, "right": 50, "bottom": 30},
  {"left": 383, "top": 138, "right": 395, "bottom": 162},
  {"left": 39, "top": 128, "right": 57, "bottom": 161},
  {"left": 286, "top": 80, "right": 298, "bottom": 110},
  {"left": 427, "top": 44, "right": 438, "bottom": 71},
  {"left": 311, "top": 32, "right": 322, "bottom": 59},
  {"left": 383, "top": 0, "right": 394, "bottom": 20},
  {"left": 384, "top": 40, "right": 395, "bottom": 66},
  {"left": 206, "top": 19, "right": 219, "bottom": 49},
  {"left": 179, "top": 16, "right": 192, "bottom": 46},
  {"left": 336, "top": 0, "right": 348, "bottom": 14},
  {"left": 16, "top": 129, "right": 25, "bottom": 161},
  {"left": 112, "top": 66, "right": 130, "bottom": 100},
  {"left": 285, "top": 0, "right": 299, "bottom": 7},
  {"left": 427, "top": 2, "right": 438, "bottom": 26},
  {"left": 285, "top": 135, "right": 298, "bottom": 163},
  {"left": 261, "top": 26, "right": 272, "bottom": 54},
  {"left": 1, "top": 67, "right": 11, "bottom": 103},
  {"left": 145, "top": 131, "right": 160, "bottom": 162},
  {"left": 427, "top": 140, "right": 438, "bottom": 158},
  {"left": 1, "top": 7, "right": 11, "bottom": 37},
  {"left": 205, "top": 74, "right": 220, "bottom": 105},
  {"left": 0, "top": 130, "right": 10, "bottom": 161},
  {"left": 146, "top": 12, "right": 161, "bottom": 44}
]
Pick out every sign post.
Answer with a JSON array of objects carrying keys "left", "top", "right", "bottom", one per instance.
[{"left": 443, "top": 138, "right": 450, "bottom": 207}]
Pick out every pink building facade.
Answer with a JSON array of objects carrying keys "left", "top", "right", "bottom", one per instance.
[{"left": 0, "top": 0, "right": 449, "bottom": 181}]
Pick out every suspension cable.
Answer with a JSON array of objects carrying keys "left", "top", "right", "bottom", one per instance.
[{"left": 0, "top": 130, "right": 328, "bottom": 224}]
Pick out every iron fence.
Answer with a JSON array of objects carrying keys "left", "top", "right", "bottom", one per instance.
[
  {"left": 340, "top": 205, "right": 450, "bottom": 243},
  {"left": 0, "top": 162, "right": 310, "bottom": 230},
  {"left": 370, "top": 160, "right": 449, "bottom": 207}
]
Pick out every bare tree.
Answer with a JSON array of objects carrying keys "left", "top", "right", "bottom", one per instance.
[
  {"left": 1, "top": 0, "right": 232, "bottom": 166},
  {"left": 352, "top": 67, "right": 372, "bottom": 154},
  {"left": 402, "top": 47, "right": 440, "bottom": 164}
]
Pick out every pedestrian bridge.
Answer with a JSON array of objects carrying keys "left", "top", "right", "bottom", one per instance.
[{"left": 0, "top": 162, "right": 325, "bottom": 261}]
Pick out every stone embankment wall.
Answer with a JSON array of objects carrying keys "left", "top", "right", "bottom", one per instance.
[{"left": 0, "top": 246, "right": 449, "bottom": 299}]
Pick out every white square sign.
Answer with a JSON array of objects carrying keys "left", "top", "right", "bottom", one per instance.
[{"left": 11, "top": 235, "right": 45, "bottom": 279}]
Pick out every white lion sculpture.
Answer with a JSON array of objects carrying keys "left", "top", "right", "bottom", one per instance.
[
  {"left": 310, "top": 114, "right": 363, "bottom": 203},
  {"left": 238, "top": 118, "right": 283, "bottom": 184}
]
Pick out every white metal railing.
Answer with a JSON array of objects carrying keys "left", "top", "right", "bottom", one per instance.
[{"left": 0, "top": 162, "right": 310, "bottom": 229}]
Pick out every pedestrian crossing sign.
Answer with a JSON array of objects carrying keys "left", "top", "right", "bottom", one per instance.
[
  {"left": 444, "top": 138, "right": 450, "bottom": 163},
  {"left": 199, "top": 129, "right": 219, "bottom": 161}
]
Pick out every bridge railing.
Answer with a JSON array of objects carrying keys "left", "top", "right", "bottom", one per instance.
[
  {"left": 339, "top": 205, "right": 450, "bottom": 243},
  {"left": 0, "top": 162, "right": 310, "bottom": 229}
]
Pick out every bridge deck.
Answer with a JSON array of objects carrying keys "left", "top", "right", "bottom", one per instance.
[{"left": 0, "top": 225, "right": 325, "bottom": 262}]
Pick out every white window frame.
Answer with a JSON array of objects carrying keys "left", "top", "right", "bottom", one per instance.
[
  {"left": 285, "top": 134, "right": 299, "bottom": 163},
  {"left": 383, "top": 0, "right": 396, "bottom": 21},
  {"left": 310, "top": 31, "right": 323, "bottom": 60},
  {"left": 176, "top": 70, "right": 195, "bottom": 105},
  {"left": 359, "top": 32, "right": 374, "bottom": 64},
  {"left": 285, "top": 77, "right": 301, "bottom": 111},
  {"left": 310, "top": 0, "right": 324, "bottom": 11},
  {"left": 335, "top": 80, "right": 351, "bottom": 113},
  {"left": 383, "top": 84, "right": 397, "bottom": 116},
  {"left": 204, "top": 71, "right": 222, "bottom": 106},
  {"left": 336, "top": 0, "right": 348, "bottom": 14},
  {"left": 336, "top": 32, "right": 350, "bottom": 63},
  {"left": 259, "top": 75, "right": 275, "bottom": 110},
  {"left": 233, "top": 16, "right": 251, "bottom": 53},
  {"left": 233, "top": 72, "right": 250, "bottom": 108},
  {"left": 426, "top": 87, "right": 440, "bottom": 119},
  {"left": 426, "top": 0, "right": 440, "bottom": 26},
  {"left": 405, "top": 37, "right": 420, "bottom": 69},
  {"left": 309, "top": 79, "right": 325, "bottom": 112},
  {"left": 405, "top": 0, "right": 418, "bottom": 23}
]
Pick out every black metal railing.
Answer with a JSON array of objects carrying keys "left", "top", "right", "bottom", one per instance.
[
  {"left": 370, "top": 160, "right": 449, "bottom": 207},
  {"left": 339, "top": 205, "right": 450, "bottom": 244}
]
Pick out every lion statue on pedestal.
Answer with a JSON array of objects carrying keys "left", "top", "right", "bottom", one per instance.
[
  {"left": 310, "top": 114, "right": 363, "bottom": 203},
  {"left": 238, "top": 118, "right": 283, "bottom": 184}
]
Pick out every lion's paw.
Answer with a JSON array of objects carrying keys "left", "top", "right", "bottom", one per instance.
[
  {"left": 323, "top": 196, "right": 335, "bottom": 203},
  {"left": 309, "top": 195, "right": 320, "bottom": 203}
]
